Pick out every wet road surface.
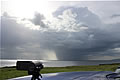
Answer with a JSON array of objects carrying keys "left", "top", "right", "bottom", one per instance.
[{"left": 9, "top": 71, "right": 112, "bottom": 80}]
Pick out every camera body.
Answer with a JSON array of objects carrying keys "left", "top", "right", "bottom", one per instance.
[{"left": 16, "top": 61, "right": 43, "bottom": 75}]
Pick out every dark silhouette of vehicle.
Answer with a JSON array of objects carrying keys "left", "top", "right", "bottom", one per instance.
[{"left": 106, "top": 66, "right": 120, "bottom": 80}]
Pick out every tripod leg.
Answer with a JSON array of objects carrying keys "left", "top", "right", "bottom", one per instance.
[
  {"left": 31, "top": 77, "right": 34, "bottom": 80},
  {"left": 31, "top": 76, "right": 36, "bottom": 80}
]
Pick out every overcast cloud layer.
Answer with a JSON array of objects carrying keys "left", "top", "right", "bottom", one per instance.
[{"left": 1, "top": 1, "right": 120, "bottom": 60}]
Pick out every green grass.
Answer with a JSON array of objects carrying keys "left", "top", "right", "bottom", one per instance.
[{"left": 0, "top": 64, "right": 119, "bottom": 80}]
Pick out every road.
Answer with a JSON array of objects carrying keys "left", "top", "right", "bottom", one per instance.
[{"left": 9, "top": 71, "right": 112, "bottom": 80}]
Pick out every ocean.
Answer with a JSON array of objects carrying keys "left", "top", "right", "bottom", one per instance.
[{"left": 0, "top": 59, "right": 120, "bottom": 67}]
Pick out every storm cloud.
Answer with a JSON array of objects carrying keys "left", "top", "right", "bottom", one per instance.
[
  {"left": 30, "top": 12, "right": 47, "bottom": 28},
  {"left": 111, "top": 14, "right": 120, "bottom": 18},
  {"left": 1, "top": 5, "right": 120, "bottom": 60}
]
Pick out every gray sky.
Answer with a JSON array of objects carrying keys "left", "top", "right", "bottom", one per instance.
[{"left": 1, "top": 0, "right": 120, "bottom": 60}]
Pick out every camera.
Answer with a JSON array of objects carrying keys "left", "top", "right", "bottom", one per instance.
[{"left": 16, "top": 61, "right": 44, "bottom": 75}]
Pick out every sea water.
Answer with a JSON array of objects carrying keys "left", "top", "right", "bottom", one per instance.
[{"left": 0, "top": 59, "right": 119, "bottom": 67}]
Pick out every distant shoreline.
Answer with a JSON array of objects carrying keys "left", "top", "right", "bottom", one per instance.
[
  {"left": 1, "top": 62, "right": 120, "bottom": 68},
  {"left": 1, "top": 59, "right": 120, "bottom": 68}
]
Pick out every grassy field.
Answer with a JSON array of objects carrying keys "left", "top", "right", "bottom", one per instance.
[{"left": 0, "top": 64, "right": 119, "bottom": 80}]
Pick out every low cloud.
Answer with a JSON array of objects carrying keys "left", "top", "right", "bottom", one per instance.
[
  {"left": 111, "top": 14, "right": 120, "bottom": 18},
  {"left": 30, "top": 12, "right": 47, "bottom": 28}
]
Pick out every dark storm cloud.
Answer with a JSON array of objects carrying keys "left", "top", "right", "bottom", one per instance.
[
  {"left": 46, "top": 7, "right": 120, "bottom": 60},
  {"left": 2, "top": 12, "right": 9, "bottom": 17},
  {"left": 30, "top": 12, "right": 47, "bottom": 28},
  {"left": 1, "top": 6, "right": 120, "bottom": 60},
  {"left": 111, "top": 14, "right": 120, "bottom": 18}
]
